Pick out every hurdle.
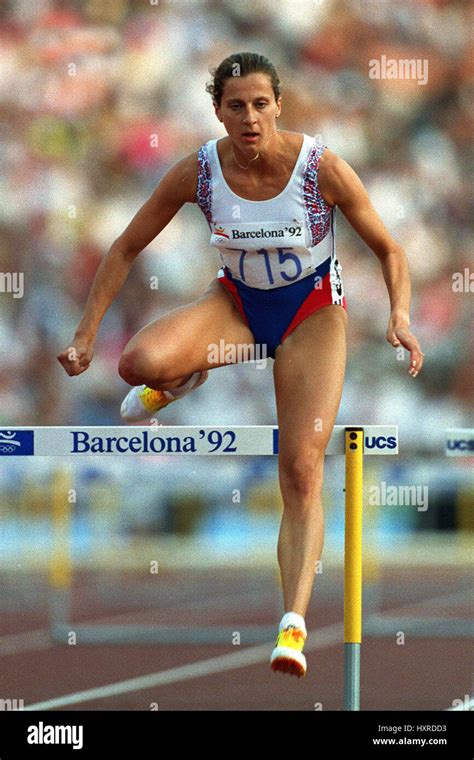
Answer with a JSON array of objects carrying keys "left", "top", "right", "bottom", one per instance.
[
  {"left": 0, "top": 424, "right": 398, "bottom": 711},
  {"left": 363, "top": 428, "right": 474, "bottom": 642}
]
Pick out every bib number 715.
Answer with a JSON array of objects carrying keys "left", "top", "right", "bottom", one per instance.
[{"left": 226, "top": 247, "right": 303, "bottom": 285}]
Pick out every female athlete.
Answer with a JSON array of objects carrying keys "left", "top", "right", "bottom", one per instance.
[{"left": 58, "top": 52, "right": 425, "bottom": 677}]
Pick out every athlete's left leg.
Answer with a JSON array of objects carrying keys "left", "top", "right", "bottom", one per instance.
[{"left": 273, "top": 304, "right": 348, "bottom": 616}]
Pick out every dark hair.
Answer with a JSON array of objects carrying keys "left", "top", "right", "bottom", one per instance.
[{"left": 205, "top": 52, "right": 281, "bottom": 107}]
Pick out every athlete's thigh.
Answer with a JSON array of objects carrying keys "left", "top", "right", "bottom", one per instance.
[
  {"left": 273, "top": 305, "right": 348, "bottom": 460},
  {"left": 123, "top": 278, "right": 256, "bottom": 375}
]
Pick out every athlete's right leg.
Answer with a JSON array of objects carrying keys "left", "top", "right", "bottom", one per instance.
[{"left": 118, "top": 278, "right": 256, "bottom": 391}]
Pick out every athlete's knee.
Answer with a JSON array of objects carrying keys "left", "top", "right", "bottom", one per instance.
[
  {"left": 118, "top": 349, "right": 144, "bottom": 385},
  {"left": 118, "top": 347, "right": 162, "bottom": 386},
  {"left": 279, "top": 450, "right": 325, "bottom": 500}
]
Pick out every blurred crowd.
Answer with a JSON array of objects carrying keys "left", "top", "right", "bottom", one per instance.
[{"left": 0, "top": 0, "right": 472, "bottom": 448}]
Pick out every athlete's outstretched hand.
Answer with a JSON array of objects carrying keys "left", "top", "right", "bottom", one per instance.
[
  {"left": 386, "top": 317, "right": 424, "bottom": 378},
  {"left": 57, "top": 334, "right": 95, "bottom": 376}
]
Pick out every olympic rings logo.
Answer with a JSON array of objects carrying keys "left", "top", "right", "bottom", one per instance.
[{"left": 0, "top": 444, "right": 18, "bottom": 453}]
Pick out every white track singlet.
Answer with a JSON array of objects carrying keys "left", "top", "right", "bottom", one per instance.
[{"left": 195, "top": 132, "right": 343, "bottom": 298}]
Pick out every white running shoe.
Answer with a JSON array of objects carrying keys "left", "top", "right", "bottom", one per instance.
[
  {"left": 270, "top": 625, "right": 307, "bottom": 678},
  {"left": 120, "top": 371, "right": 208, "bottom": 422}
]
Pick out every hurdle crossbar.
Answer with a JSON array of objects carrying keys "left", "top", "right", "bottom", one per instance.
[
  {"left": 1, "top": 424, "right": 399, "bottom": 712},
  {"left": 0, "top": 425, "right": 398, "bottom": 457}
]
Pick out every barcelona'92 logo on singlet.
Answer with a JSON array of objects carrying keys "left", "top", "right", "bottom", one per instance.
[
  {"left": 212, "top": 226, "right": 230, "bottom": 239},
  {"left": 212, "top": 222, "right": 304, "bottom": 242}
]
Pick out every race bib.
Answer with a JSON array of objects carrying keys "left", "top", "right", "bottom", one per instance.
[{"left": 210, "top": 220, "right": 318, "bottom": 289}]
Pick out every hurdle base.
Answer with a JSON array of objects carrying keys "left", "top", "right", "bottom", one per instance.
[
  {"left": 364, "top": 616, "right": 474, "bottom": 638},
  {"left": 50, "top": 623, "right": 276, "bottom": 645}
]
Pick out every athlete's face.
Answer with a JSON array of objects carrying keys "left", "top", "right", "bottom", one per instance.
[{"left": 215, "top": 72, "right": 281, "bottom": 152}]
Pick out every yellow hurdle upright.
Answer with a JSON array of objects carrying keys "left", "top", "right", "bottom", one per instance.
[
  {"left": 344, "top": 427, "right": 364, "bottom": 711},
  {"left": 49, "top": 467, "right": 73, "bottom": 627}
]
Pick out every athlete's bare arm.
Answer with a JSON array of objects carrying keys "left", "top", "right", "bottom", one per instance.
[
  {"left": 318, "top": 149, "right": 424, "bottom": 377},
  {"left": 57, "top": 153, "right": 198, "bottom": 376}
]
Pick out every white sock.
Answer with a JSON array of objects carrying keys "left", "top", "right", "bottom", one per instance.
[
  {"left": 279, "top": 611, "right": 307, "bottom": 635},
  {"left": 165, "top": 371, "right": 202, "bottom": 399}
]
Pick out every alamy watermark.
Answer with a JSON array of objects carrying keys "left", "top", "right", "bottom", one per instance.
[
  {"left": 452, "top": 268, "right": 473, "bottom": 293},
  {"left": 369, "top": 55, "right": 428, "bottom": 86},
  {"left": 368, "top": 481, "right": 429, "bottom": 512},
  {"left": 207, "top": 339, "right": 267, "bottom": 369},
  {"left": 0, "top": 272, "right": 24, "bottom": 298},
  {"left": 0, "top": 697, "right": 24, "bottom": 710},
  {"left": 27, "top": 722, "right": 83, "bottom": 750}
]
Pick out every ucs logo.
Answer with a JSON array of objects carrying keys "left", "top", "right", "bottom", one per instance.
[
  {"left": 365, "top": 435, "right": 397, "bottom": 450},
  {"left": 447, "top": 439, "right": 474, "bottom": 452}
]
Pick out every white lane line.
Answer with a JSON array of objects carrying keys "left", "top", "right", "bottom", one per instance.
[{"left": 24, "top": 623, "right": 343, "bottom": 710}]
